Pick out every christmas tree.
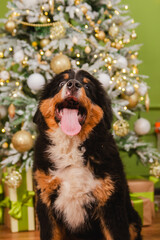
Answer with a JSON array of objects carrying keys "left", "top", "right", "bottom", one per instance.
[{"left": 0, "top": 0, "right": 160, "bottom": 175}]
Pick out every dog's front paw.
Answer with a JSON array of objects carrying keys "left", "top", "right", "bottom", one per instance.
[
  {"left": 93, "top": 176, "right": 114, "bottom": 207},
  {"left": 34, "top": 170, "right": 61, "bottom": 207}
]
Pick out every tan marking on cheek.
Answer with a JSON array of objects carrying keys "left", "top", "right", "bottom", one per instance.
[
  {"left": 79, "top": 88, "right": 103, "bottom": 141},
  {"left": 63, "top": 73, "right": 69, "bottom": 80},
  {"left": 40, "top": 90, "right": 63, "bottom": 130},
  {"left": 100, "top": 217, "right": 113, "bottom": 240},
  {"left": 83, "top": 77, "right": 90, "bottom": 83},
  {"left": 34, "top": 170, "right": 61, "bottom": 207},
  {"left": 93, "top": 176, "right": 114, "bottom": 207},
  {"left": 129, "top": 224, "right": 138, "bottom": 240}
]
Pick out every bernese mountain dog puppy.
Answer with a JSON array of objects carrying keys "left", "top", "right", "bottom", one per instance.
[{"left": 33, "top": 69, "right": 142, "bottom": 240}]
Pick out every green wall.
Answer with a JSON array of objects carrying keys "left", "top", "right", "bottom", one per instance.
[{"left": 0, "top": 1, "right": 160, "bottom": 177}]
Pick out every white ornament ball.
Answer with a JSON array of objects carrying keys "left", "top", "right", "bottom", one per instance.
[
  {"left": 21, "top": 0, "right": 40, "bottom": 8},
  {"left": 98, "top": 73, "right": 111, "bottom": 89},
  {"left": 72, "top": 36, "right": 78, "bottom": 44},
  {"left": 124, "top": 85, "right": 135, "bottom": 96},
  {"left": 137, "top": 83, "right": 148, "bottom": 96},
  {"left": 134, "top": 118, "right": 151, "bottom": 136},
  {"left": 0, "top": 105, "right": 8, "bottom": 119},
  {"left": 0, "top": 70, "right": 10, "bottom": 80},
  {"left": 115, "top": 56, "right": 128, "bottom": 69},
  {"left": 27, "top": 73, "right": 45, "bottom": 92},
  {"left": 13, "top": 49, "right": 24, "bottom": 63}
]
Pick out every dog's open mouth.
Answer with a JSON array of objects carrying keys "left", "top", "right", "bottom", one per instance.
[{"left": 55, "top": 97, "right": 87, "bottom": 136}]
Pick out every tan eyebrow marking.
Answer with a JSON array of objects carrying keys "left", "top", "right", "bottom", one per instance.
[
  {"left": 83, "top": 77, "right": 90, "bottom": 83},
  {"left": 63, "top": 73, "right": 69, "bottom": 80}
]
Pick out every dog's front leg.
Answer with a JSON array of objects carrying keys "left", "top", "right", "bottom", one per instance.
[
  {"left": 34, "top": 170, "right": 62, "bottom": 240},
  {"left": 93, "top": 177, "right": 130, "bottom": 240}
]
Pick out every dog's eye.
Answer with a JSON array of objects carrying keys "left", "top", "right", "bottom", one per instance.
[
  {"left": 59, "top": 81, "right": 65, "bottom": 88},
  {"left": 84, "top": 84, "right": 89, "bottom": 89}
]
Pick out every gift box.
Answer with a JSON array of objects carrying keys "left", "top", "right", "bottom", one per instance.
[
  {"left": 128, "top": 179, "right": 155, "bottom": 226},
  {"left": 4, "top": 168, "right": 35, "bottom": 232},
  {"left": 0, "top": 182, "right": 4, "bottom": 224}
]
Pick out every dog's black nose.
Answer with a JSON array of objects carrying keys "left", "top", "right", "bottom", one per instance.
[{"left": 67, "top": 80, "right": 82, "bottom": 91}]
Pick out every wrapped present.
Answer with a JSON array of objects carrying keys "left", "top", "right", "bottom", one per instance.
[
  {"left": 0, "top": 182, "right": 5, "bottom": 224},
  {"left": 130, "top": 194, "right": 154, "bottom": 226},
  {"left": 128, "top": 179, "right": 155, "bottom": 226},
  {"left": 4, "top": 168, "right": 35, "bottom": 232}
]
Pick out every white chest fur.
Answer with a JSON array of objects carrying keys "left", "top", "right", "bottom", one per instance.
[{"left": 47, "top": 129, "right": 100, "bottom": 230}]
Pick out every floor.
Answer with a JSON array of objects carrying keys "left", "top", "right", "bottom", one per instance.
[{"left": 0, "top": 212, "right": 160, "bottom": 240}]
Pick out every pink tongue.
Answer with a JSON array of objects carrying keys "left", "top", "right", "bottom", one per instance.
[{"left": 61, "top": 108, "right": 81, "bottom": 136}]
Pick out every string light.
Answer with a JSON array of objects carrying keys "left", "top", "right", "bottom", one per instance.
[
  {"left": 124, "top": 106, "right": 127, "bottom": 110},
  {"left": 1, "top": 128, "right": 6, "bottom": 133}
]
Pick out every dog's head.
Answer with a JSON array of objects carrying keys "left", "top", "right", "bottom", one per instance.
[{"left": 34, "top": 69, "right": 112, "bottom": 141}]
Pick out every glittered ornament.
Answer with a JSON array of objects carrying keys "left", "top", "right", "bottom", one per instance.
[
  {"left": 8, "top": 103, "right": 16, "bottom": 118},
  {"left": 40, "top": 38, "right": 50, "bottom": 48},
  {"left": 85, "top": 46, "right": 91, "bottom": 54},
  {"left": 137, "top": 83, "right": 148, "bottom": 96},
  {"left": 5, "top": 169, "right": 22, "bottom": 189},
  {"left": 122, "top": 92, "right": 139, "bottom": 108},
  {"left": 98, "top": 73, "right": 111, "bottom": 89},
  {"left": 96, "top": 31, "right": 106, "bottom": 41},
  {"left": 5, "top": 20, "right": 16, "bottom": 34},
  {"left": 27, "top": 73, "right": 45, "bottom": 91},
  {"left": 13, "top": 49, "right": 24, "bottom": 63},
  {"left": 115, "top": 56, "right": 128, "bottom": 69},
  {"left": 150, "top": 160, "right": 160, "bottom": 178},
  {"left": 50, "top": 22, "right": 66, "bottom": 40},
  {"left": 12, "top": 130, "right": 34, "bottom": 153},
  {"left": 124, "top": 85, "right": 135, "bottom": 96},
  {"left": 50, "top": 54, "right": 71, "bottom": 74},
  {"left": 39, "top": 14, "right": 47, "bottom": 23},
  {"left": 0, "top": 105, "right": 7, "bottom": 119},
  {"left": 0, "top": 70, "right": 10, "bottom": 81},
  {"left": 134, "top": 118, "right": 151, "bottom": 135},
  {"left": 109, "top": 23, "right": 119, "bottom": 37},
  {"left": 113, "top": 119, "right": 129, "bottom": 137}
]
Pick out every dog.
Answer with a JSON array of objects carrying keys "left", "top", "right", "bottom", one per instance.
[{"left": 33, "top": 69, "right": 142, "bottom": 240}]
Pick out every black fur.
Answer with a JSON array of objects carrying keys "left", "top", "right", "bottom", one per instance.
[{"left": 33, "top": 69, "right": 142, "bottom": 240}]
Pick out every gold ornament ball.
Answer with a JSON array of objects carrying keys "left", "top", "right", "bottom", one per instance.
[
  {"left": 39, "top": 14, "right": 47, "bottom": 23},
  {"left": 12, "top": 130, "right": 34, "bottom": 153},
  {"left": 45, "top": 50, "right": 52, "bottom": 57},
  {"left": 5, "top": 20, "right": 16, "bottom": 33},
  {"left": 109, "top": 23, "right": 119, "bottom": 37},
  {"left": 40, "top": 38, "right": 50, "bottom": 48},
  {"left": 150, "top": 160, "right": 160, "bottom": 178},
  {"left": 0, "top": 51, "right": 4, "bottom": 58},
  {"left": 2, "top": 142, "right": 8, "bottom": 149},
  {"left": 81, "top": 6, "right": 88, "bottom": 14},
  {"left": 122, "top": 92, "right": 139, "bottom": 109},
  {"left": 113, "top": 119, "right": 129, "bottom": 137},
  {"left": 97, "top": 31, "right": 106, "bottom": 41},
  {"left": 5, "top": 169, "right": 22, "bottom": 188},
  {"left": 50, "top": 54, "right": 71, "bottom": 74},
  {"left": 85, "top": 46, "right": 91, "bottom": 54}
]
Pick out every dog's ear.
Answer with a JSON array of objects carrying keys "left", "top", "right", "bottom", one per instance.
[
  {"left": 33, "top": 108, "right": 41, "bottom": 124},
  {"left": 33, "top": 107, "right": 48, "bottom": 131}
]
